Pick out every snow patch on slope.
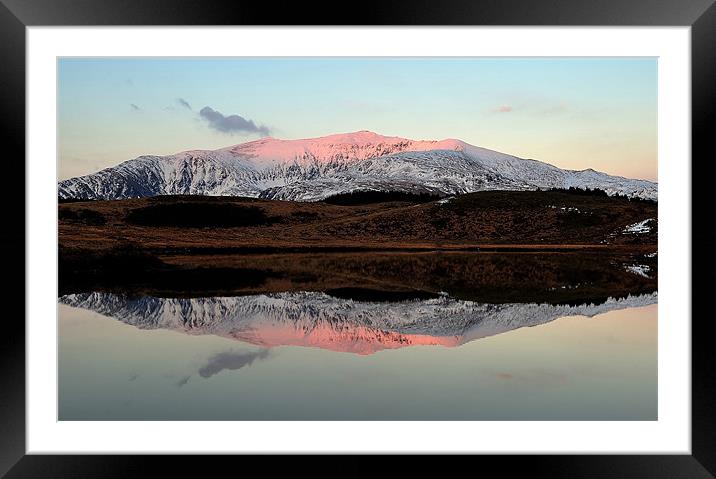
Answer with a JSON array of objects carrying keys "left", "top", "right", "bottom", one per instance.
[{"left": 623, "top": 219, "right": 655, "bottom": 234}]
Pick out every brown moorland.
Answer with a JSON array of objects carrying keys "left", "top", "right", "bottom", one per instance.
[
  {"left": 58, "top": 190, "right": 657, "bottom": 301},
  {"left": 58, "top": 190, "right": 657, "bottom": 254}
]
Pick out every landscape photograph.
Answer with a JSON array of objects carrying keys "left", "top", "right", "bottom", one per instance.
[{"left": 58, "top": 57, "right": 657, "bottom": 420}]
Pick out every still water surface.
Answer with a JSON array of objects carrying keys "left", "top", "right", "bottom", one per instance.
[{"left": 58, "top": 252, "right": 657, "bottom": 420}]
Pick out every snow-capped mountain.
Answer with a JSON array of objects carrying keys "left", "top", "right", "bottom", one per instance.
[
  {"left": 59, "top": 291, "right": 657, "bottom": 355},
  {"left": 58, "top": 131, "right": 658, "bottom": 201}
]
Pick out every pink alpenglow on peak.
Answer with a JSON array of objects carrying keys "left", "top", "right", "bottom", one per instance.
[
  {"left": 222, "top": 130, "right": 460, "bottom": 166},
  {"left": 217, "top": 130, "right": 474, "bottom": 165}
]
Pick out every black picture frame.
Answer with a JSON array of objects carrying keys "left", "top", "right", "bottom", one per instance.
[{"left": 2, "top": 0, "right": 714, "bottom": 476}]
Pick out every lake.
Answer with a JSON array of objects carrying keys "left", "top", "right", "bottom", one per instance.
[{"left": 58, "top": 252, "right": 657, "bottom": 420}]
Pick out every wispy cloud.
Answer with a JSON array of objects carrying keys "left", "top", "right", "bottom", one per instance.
[
  {"left": 176, "top": 375, "right": 191, "bottom": 388},
  {"left": 198, "top": 349, "right": 270, "bottom": 378},
  {"left": 539, "top": 102, "right": 569, "bottom": 115},
  {"left": 490, "top": 99, "right": 570, "bottom": 116},
  {"left": 199, "top": 106, "right": 271, "bottom": 136},
  {"left": 492, "top": 369, "right": 568, "bottom": 386},
  {"left": 490, "top": 105, "right": 513, "bottom": 113},
  {"left": 177, "top": 98, "right": 192, "bottom": 110}
]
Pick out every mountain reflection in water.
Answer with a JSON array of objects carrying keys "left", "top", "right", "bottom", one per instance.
[
  {"left": 59, "top": 290, "right": 656, "bottom": 355},
  {"left": 59, "top": 252, "right": 657, "bottom": 355}
]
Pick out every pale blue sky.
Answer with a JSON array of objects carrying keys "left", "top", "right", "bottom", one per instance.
[{"left": 58, "top": 58, "right": 657, "bottom": 181}]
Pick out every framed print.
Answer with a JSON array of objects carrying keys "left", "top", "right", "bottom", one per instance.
[{"left": 4, "top": 0, "right": 715, "bottom": 475}]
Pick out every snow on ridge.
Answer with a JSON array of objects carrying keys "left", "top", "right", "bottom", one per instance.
[{"left": 58, "top": 131, "right": 658, "bottom": 201}]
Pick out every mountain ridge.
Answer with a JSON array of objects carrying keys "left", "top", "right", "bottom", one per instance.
[{"left": 58, "top": 131, "right": 658, "bottom": 201}]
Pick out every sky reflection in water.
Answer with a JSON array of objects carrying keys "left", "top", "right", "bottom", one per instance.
[{"left": 58, "top": 293, "right": 656, "bottom": 420}]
